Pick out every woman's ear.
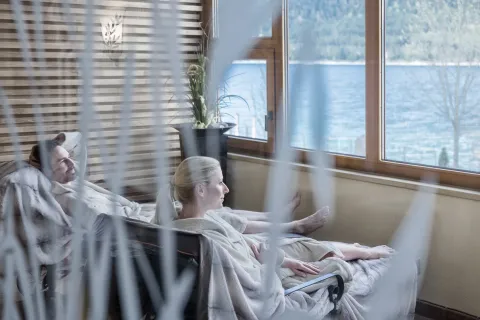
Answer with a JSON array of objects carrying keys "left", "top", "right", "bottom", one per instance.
[{"left": 195, "top": 183, "right": 205, "bottom": 198}]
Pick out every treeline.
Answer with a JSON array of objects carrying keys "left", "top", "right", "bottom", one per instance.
[{"left": 287, "top": 0, "right": 480, "bottom": 61}]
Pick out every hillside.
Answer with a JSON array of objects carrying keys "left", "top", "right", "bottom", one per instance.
[{"left": 287, "top": 0, "right": 480, "bottom": 62}]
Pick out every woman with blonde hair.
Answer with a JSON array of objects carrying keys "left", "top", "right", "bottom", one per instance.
[{"left": 164, "top": 156, "right": 392, "bottom": 277}]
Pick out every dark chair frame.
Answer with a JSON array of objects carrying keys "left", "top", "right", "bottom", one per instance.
[{"left": 42, "top": 215, "right": 345, "bottom": 319}]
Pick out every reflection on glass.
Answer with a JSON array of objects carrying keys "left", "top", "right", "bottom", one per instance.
[
  {"left": 221, "top": 60, "right": 268, "bottom": 141},
  {"left": 287, "top": 0, "right": 366, "bottom": 156},
  {"left": 215, "top": 1, "right": 272, "bottom": 38},
  {"left": 257, "top": 16, "right": 272, "bottom": 37},
  {"left": 385, "top": 0, "right": 480, "bottom": 172}
]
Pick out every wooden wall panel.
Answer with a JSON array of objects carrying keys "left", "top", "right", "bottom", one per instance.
[{"left": 0, "top": 0, "right": 201, "bottom": 202}]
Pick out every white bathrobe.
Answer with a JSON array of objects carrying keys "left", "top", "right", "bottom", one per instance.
[{"left": 51, "top": 179, "right": 156, "bottom": 227}]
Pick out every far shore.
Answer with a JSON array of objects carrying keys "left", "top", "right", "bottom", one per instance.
[{"left": 234, "top": 60, "right": 480, "bottom": 67}]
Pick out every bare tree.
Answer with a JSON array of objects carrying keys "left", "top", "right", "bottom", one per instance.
[
  {"left": 249, "top": 65, "right": 268, "bottom": 140},
  {"left": 406, "top": 0, "right": 480, "bottom": 168}
]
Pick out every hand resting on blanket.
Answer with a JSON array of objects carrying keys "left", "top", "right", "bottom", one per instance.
[{"left": 251, "top": 243, "right": 322, "bottom": 277}]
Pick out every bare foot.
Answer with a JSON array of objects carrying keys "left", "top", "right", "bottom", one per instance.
[
  {"left": 293, "top": 206, "right": 331, "bottom": 235},
  {"left": 286, "top": 191, "right": 301, "bottom": 214},
  {"left": 363, "top": 245, "right": 394, "bottom": 260}
]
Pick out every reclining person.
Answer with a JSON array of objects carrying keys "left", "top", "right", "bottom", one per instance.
[
  {"left": 167, "top": 156, "right": 397, "bottom": 319},
  {"left": 169, "top": 156, "right": 392, "bottom": 265},
  {"left": 29, "top": 137, "right": 155, "bottom": 226}
]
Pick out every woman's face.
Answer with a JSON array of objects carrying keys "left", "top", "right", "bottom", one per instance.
[{"left": 199, "top": 167, "right": 229, "bottom": 211}]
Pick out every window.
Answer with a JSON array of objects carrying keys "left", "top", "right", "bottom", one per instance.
[
  {"left": 384, "top": 0, "right": 480, "bottom": 173},
  {"left": 207, "top": 0, "right": 480, "bottom": 190},
  {"left": 221, "top": 49, "right": 276, "bottom": 154},
  {"left": 287, "top": 0, "right": 366, "bottom": 156},
  {"left": 221, "top": 60, "right": 268, "bottom": 141}
]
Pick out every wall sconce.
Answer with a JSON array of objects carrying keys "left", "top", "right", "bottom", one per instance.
[{"left": 101, "top": 11, "right": 125, "bottom": 65}]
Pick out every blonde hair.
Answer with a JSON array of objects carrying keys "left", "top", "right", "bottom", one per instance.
[{"left": 172, "top": 156, "right": 221, "bottom": 204}]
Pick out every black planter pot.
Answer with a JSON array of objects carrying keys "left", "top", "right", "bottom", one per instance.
[{"left": 172, "top": 122, "right": 236, "bottom": 195}]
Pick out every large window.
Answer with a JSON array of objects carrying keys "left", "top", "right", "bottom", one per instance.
[
  {"left": 384, "top": 0, "right": 480, "bottom": 173},
  {"left": 287, "top": 0, "right": 366, "bottom": 156},
  {"left": 207, "top": 0, "right": 480, "bottom": 190}
]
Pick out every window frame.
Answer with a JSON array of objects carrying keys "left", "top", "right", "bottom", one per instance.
[
  {"left": 204, "top": 0, "right": 480, "bottom": 191},
  {"left": 226, "top": 49, "right": 276, "bottom": 155}
]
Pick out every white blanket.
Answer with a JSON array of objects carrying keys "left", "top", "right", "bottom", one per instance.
[
  {"left": 0, "top": 160, "right": 155, "bottom": 263},
  {"left": 0, "top": 161, "right": 73, "bottom": 266},
  {"left": 172, "top": 208, "right": 418, "bottom": 320},
  {"left": 51, "top": 179, "right": 156, "bottom": 226}
]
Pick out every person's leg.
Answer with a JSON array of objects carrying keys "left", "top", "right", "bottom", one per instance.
[
  {"left": 243, "top": 207, "right": 331, "bottom": 235},
  {"left": 232, "top": 191, "right": 302, "bottom": 222},
  {"left": 231, "top": 209, "right": 269, "bottom": 222},
  {"left": 291, "top": 206, "right": 331, "bottom": 235},
  {"left": 332, "top": 242, "right": 394, "bottom": 261}
]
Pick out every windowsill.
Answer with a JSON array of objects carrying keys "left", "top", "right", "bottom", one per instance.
[{"left": 228, "top": 153, "right": 480, "bottom": 202}]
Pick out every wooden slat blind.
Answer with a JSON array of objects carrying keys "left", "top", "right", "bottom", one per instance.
[{"left": 0, "top": 0, "right": 201, "bottom": 202}]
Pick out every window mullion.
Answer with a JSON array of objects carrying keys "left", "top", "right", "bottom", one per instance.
[
  {"left": 272, "top": 8, "right": 284, "bottom": 155},
  {"left": 365, "top": 0, "right": 382, "bottom": 165}
]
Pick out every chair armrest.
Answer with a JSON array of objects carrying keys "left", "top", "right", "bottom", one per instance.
[
  {"left": 284, "top": 273, "right": 343, "bottom": 295},
  {"left": 284, "top": 273, "right": 344, "bottom": 314},
  {"left": 93, "top": 180, "right": 155, "bottom": 203}
]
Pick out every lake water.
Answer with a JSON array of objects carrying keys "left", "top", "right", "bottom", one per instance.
[{"left": 222, "top": 63, "right": 480, "bottom": 173}]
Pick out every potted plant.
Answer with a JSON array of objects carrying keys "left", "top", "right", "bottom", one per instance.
[{"left": 171, "top": 52, "right": 249, "bottom": 183}]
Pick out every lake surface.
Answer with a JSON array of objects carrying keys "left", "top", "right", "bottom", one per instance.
[{"left": 222, "top": 63, "right": 480, "bottom": 172}]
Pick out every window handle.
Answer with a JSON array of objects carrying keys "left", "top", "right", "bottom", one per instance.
[{"left": 265, "top": 111, "right": 273, "bottom": 132}]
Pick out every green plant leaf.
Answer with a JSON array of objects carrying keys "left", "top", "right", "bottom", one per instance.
[{"left": 217, "top": 94, "right": 250, "bottom": 110}]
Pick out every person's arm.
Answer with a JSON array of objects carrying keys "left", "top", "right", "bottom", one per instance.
[{"left": 59, "top": 194, "right": 101, "bottom": 231}]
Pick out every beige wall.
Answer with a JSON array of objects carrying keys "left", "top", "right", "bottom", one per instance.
[{"left": 228, "top": 156, "right": 480, "bottom": 316}]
